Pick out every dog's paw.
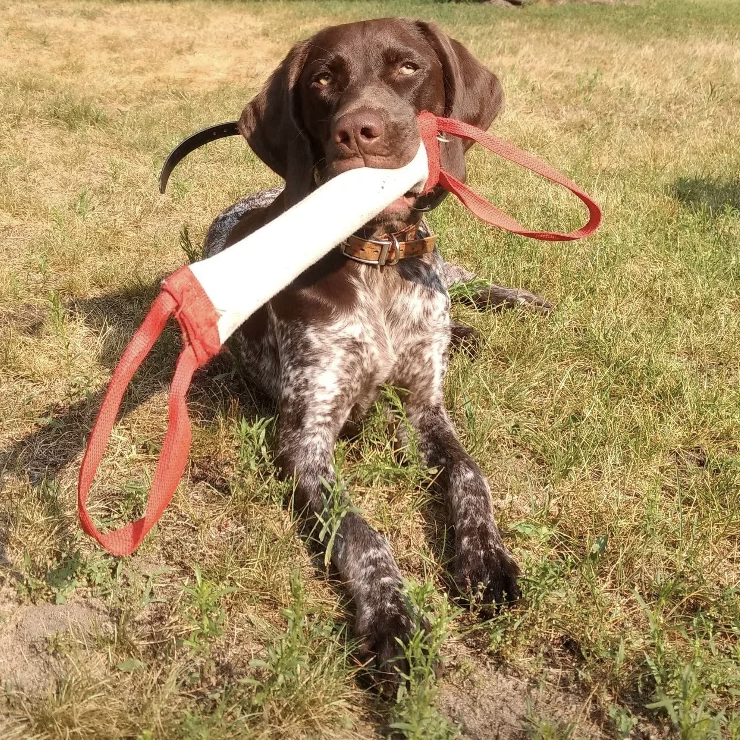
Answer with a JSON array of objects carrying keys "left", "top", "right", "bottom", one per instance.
[
  {"left": 453, "top": 529, "right": 521, "bottom": 612},
  {"left": 449, "top": 321, "right": 481, "bottom": 358},
  {"left": 355, "top": 592, "right": 414, "bottom": 695},
  {"left": 468, "top": 285, "right": 554, "bottom": 315}
]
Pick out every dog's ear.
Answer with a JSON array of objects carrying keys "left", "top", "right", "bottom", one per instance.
[
  {"left": 415, "top": 21, "right": 504, "bottom": 188},
  {"left": 416, "top": 21, "right": 504, "bottom": 132},
  {"left": 238, "top": 40, "right": 314, "bottom": 206}
]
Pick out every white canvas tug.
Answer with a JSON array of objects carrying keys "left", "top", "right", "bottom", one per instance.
[{"left": 190, "top": 142, "right": 430, "bottom": 344}]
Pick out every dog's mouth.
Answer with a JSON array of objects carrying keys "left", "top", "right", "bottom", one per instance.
[{"left": 383, "top": 189, "right": 421, "bottom": 213}]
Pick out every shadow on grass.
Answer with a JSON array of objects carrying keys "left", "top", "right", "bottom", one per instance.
[
  {"left": 670, "top": 176, "right": 740, "bottom": 214},
  {"left": 0, "top": 284, "right": 258, "bottom": 489}
]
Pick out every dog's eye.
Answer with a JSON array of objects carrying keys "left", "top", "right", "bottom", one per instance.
[
  {"left": 399, "top": 62, "right": 419, "bottom": 76},
  {"left": 313, "top": 73, "right": 333, "bottom": 87}
]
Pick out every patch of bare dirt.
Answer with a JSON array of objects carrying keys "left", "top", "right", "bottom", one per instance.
[
  {"left": 0, "top": 589, "right": 109, "bottom": 695},
  {"left": 438, "top": 640, "right": 607, "bottom": 739}
]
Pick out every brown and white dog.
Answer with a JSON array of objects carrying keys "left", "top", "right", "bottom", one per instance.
[{"left": 187, "top": 18, "right": 547, "bottom": 687}]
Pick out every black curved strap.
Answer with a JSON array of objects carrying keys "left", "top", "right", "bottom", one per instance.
[{"left": 159, "top": 121, "right": 240, "bottom": 194}]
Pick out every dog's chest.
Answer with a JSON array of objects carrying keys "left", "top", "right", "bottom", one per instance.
[{"left": 272, "top": 255, "right": 451, "bottom": 392}]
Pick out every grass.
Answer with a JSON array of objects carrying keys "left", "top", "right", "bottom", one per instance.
[{"left": 0, "top": 0, "right": 738, "bottom": 737}]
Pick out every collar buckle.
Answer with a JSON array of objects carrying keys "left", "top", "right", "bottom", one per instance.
[
  {"left": 377, "top": 234, "right": 400, "bottom": 266},
  {"left": 341, "top": 233, "right": 401, "bottom": 266}
]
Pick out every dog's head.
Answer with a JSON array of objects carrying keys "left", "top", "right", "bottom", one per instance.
[{"left": 239, "top": 18, "right": 504, "bottom": 234}]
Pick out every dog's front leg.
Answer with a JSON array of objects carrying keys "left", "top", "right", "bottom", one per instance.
[
  {"left": 276, "top": 389, "right": 413, "bottom": 691},
  {"left": 407, "top": 399, "right": 521, "bottom": 609},
  {"left": 441, "top": 260, "right": 554, "bottom": 314}
]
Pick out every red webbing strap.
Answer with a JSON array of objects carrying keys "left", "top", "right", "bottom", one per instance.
[
  {"left": 417, "top": 111, "right": 602, "bottom": 241},
  {"left": 78, "top": 266, "right": 221, "bottom": 556}
]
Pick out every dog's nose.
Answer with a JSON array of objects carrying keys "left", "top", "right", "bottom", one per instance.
[{"left": 332, "top": 110, "right": 385, "bottom": 157}]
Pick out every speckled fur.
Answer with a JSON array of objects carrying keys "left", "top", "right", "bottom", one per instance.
[{"left": 204, "top": 195, "right": 520, "bottom": 685}]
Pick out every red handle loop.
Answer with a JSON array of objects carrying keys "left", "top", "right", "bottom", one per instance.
[
  {"left": 417, "top": 111, "right": 602, "bottom": 241},
  {"left": 78, "top": 267, "right": 221, "bottom": 556}
]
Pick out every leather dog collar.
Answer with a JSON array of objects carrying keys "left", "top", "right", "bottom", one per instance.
[{"left": 340, "top": 223, "right": 437, "bottom": 266}]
